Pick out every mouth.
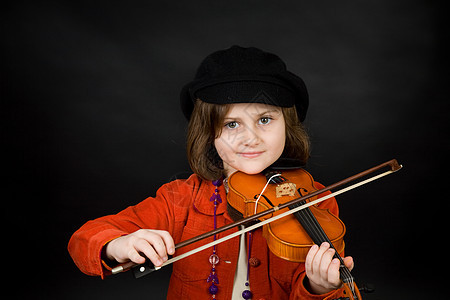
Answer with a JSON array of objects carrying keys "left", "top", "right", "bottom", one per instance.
[{"left": 238, "top": 151, "right": 264, "bottom": 159}]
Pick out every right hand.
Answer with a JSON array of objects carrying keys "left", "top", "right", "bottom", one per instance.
[{"left": 105, "top": 229, "right": 175, "bottom": 267}]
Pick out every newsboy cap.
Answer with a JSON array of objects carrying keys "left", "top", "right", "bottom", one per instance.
[{"left": 180, "top": 45, "right": 309, "bottom": 122}]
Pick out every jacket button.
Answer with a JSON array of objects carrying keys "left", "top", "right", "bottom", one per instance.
[{"left": 249, "top": 257, "right": 260, "bottom": 267}]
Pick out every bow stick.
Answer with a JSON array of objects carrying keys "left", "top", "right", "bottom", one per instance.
[{"left": 112, "top": 159, "right": 402, "bottom": 277}]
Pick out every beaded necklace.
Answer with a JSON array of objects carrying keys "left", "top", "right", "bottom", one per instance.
[
  {"left": 207, "top": 179, "right": 253, "bottom": 299},
  {"left": 207, "top": 179, "right": 222, "bottom": 298}
]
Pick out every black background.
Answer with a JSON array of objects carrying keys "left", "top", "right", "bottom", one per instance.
[{"left": 3, "top": 1, "right": 448, "bottom": 299}]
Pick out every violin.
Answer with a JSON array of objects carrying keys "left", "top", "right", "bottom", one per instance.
[
  {"left": 227, "top": 166, "right": 357, "bottom": 299},
  {"left": 227, "top": 167, "right": 346, "bottom": 262},
  {"left": 112, "top": 159, "right": 402, "bottom": 299}
]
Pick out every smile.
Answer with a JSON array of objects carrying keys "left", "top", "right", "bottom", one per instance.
[{"left": 238, "top": 151, "right": 264, "bottom": 158}]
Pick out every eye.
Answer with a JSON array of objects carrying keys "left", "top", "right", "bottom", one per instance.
[
  {"left": 225, "top": 121, "right": 239, "bottom": 129},
  {"left": 258, "top": 117, "right": 272, "bottom": 125}
]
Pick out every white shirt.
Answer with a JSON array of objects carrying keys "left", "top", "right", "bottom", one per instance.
[{"left": 231, "top": 226, "right": 250, "bottom": 299}]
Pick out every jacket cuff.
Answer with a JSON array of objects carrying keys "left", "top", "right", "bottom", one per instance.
[
  {"left": 97, "top": 232, "right": 129, "bottom": 279},
  {"left": 291, "top": 272, "right": 349, "bottom": 300},
  {"left": 68, "top": 228, "right": 127, "bottom": 279}
]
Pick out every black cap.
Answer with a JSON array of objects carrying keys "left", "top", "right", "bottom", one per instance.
[{"left": 180, "top": 45, "right": 309, "bottom": 122}]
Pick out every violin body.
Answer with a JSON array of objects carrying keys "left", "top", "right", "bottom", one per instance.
[{"left": 227, "top": 168, "right": 346, "bottom": 262}]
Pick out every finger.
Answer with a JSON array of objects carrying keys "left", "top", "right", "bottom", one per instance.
[
  {"left": 343, "top": 256, "right": 354, "bottom": 271},
  {"left": 327, "top": 258, "right": 342, "bottom": 287},
  {"left": 134, "top": 238, "right": 164, "bottom": 267},
  {"left": 127, "top": 246, "right": 147, "bottom": 264},
  {"left": 155, "top": 230, "right": 176, "bottom": 255},
  {"left": 136, "top": 230, "right": 169, "bottom": 261},
  {"left": 319, "top": 247, "right": 336, "bottom": 279},
  {"left": 305, "top": 244, "right": 319, "bottom": 275},
  {"left": 147, "top": 234, "right": 169, "bottom": 261},
  {"left": 312, "top": 242, "right": 330, "bottom": 275}
]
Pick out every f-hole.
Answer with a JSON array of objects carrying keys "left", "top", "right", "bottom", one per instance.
[
  {"left": 297, "top": 187, "right": 308, "bottom": 197},
  {"left": 254, "top": 194, "right": 275, "bottom": 207}
]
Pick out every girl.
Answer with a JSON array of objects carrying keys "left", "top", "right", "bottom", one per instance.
[{"left": 68, "top": 45, "right": 354, "bottom": 299}]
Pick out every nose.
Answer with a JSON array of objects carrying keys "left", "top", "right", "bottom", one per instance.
[{"left": 241, "top": 125, "right": 261, "bottom": 148}]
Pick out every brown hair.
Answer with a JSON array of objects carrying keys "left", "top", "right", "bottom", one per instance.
[{"left": 186, "top": 99, "right": 310, "bottom": 180}]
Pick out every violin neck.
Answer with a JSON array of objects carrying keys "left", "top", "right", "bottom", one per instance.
[
  {"left": 289, "top": 200, "right": 361, "bottom": 299},
  {"left": 289, "top": 201, "right": 352, "bottom": 279}
]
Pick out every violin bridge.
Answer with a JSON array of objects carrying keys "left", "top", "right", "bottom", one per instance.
[{"left": 276, "top": 182, "right": 296, "bottom": 197}]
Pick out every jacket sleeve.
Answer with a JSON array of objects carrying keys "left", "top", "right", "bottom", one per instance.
[
  {"left": 289, "top": 181, "right": 351, "bottom": 300},
  {"left": 67, "top": 178, "right": 194, "bottom": 278}
]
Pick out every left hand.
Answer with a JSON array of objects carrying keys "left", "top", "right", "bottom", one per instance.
[{"left": 304, "top": 242, "right": 354, "bottom": 295}]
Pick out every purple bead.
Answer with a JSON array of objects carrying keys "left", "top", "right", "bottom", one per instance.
[
  {"left": 212, "top": 179, "right": 222, "bottom": 187},
  {"left": 207, "top": 273, "right": 219, "bottom": 283},
  {"left": 209, "top": 283, "right": 219, "bottom": 295},
  {"left": 242, "top": 289, "right": 252, "bottom": 299}
]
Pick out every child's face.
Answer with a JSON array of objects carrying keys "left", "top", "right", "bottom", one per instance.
[{"left": 214, "top": 103, "right": 286, "bottom": 177}]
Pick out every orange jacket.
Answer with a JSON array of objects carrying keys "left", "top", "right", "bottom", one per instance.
[{"left": 68, "top": 174, "right": 349, "bottom": 300}]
